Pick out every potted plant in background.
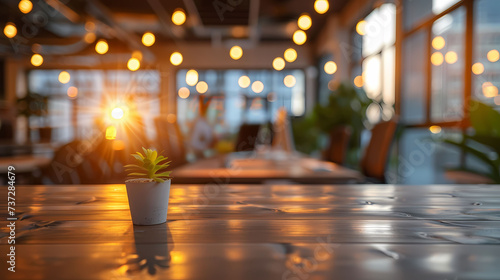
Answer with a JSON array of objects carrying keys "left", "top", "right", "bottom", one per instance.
[{"left": 125, "top": 148, "right": 172, "bottom": 225}]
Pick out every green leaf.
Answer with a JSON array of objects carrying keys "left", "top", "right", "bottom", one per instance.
[
  {"left": 155, "top": 171, "right": 172, "bottom": 177},
  {"left": 469, "top": 100, "right": 500, "bottom": 137},
  {"left": 131, "top": 154, "right": 143, "bottom": 162},
  {"left": 128, "top": 173, "right": 147, "bottom": 177},
  {"left": 135, "top": 152, "right": 145, "bottom": 159},
  {"left": 151, "top": 150, "right": 158, "bottom": 162}
]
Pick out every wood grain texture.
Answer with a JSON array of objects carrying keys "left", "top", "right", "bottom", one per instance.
[{"left": 0, "top": 184, "right": 499, "bottom": 279}]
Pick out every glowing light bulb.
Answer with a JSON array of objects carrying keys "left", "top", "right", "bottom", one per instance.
[
  {"left": 196, "top": 81, "right": 208, "bottom": 94},
  {"left": 314, "top": 0, "right": 329, "bottom": 14},
  {"left": 472, "top": 62, "right": 484, "bottom": 75},
  {"left": 105, "top": 126, "right": 116, "bottom": 140},
  {"left": 487, "top": 49, "right": 499, "bottom": 63},
  {"left": 170, "top": 52, "right": 183, "bottom": 66},
  {"left": 127, "top": 58, "right": 140, "bottom": 71},
  {"left": 58, "top": 71, "right": 70, "bottom": 84},
  {"left": 284, "top": 75, "right": 296, "bottom": 87},
  {"left": 95, "top": 39, "right": 108, "bottom": 54},
  {"left": 445, "top": 51, "right": 458, "bottom": 64},
  {"left": 67, "top": 86, "right": 78, "bottom": 99},
  {"left": 272, "top": 57, "right": 285, "bottom": 71},
  {"left": 429, "top": 125, "right": 442, "bottom": 134},
  {"left": 111, "top": 107, "right": 124, "bottom": 119},
  {"left": 178, "top": 87, "right": 190, "bottom": 99},
  {"left": 4, "top": 23, "right": 17, "bottom": 38},
  {"left": 31, "top": 54, "right": 43, "bottom": 67},
  {"left": 482, "top": 82, "right": 499, "bottom": 97},
  {"left": 186, "top": 69, "right": 198, "bottom": 86},
  {"left": 172, "top": 9, "right": 186, "bottom": 25},
  {"left": 293, "top": 30, "right": 307, "bottom": 45},
  {"left": 142, "top": 32, "right": 155, "bottom": 47},
  {"left": 432, "top": 36, "right": 445, "bottom": 50},
  {"left": 298, "top": 14, "right": 312, "bottom": 30},
  {"left": 324, "top": 61, "right": 337, "bottom": 74},
  {"left": 284, "top": 48, "right": 297, "bottom": 62},
  {"left": 251, "top": 81, "right": 264, "bottom": 93},
  {"left": 18, "top": 0, "right": 33, "bottom": 14},
  {"left": 238, "top": 76, "right": 251, "bottom": 88},
  {"left": 431, "top": 52, "right": 444, "bottom": 66},
  {"left": 356, "top": 20, "right": 366, "bottom": 35},
  {"left": 354, "top": 75, "right": 364, "bottom": 88},
  {"left": 230, "top": 45, "right": 243, "bottom": 60}
]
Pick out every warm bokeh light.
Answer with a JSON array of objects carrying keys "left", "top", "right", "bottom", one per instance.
[
  {"left": 131, "top": 50, "right": 142, "bottom": 61},
  {"left": 18, "top": 0, "right": 33, "bottom": 14},
  {"left": 112, "top": 140, "right": 125, "bottom": 150},
  {"left": 178, "top": 87, "right": 190, "bottom": 99},
  {"left": 431, "top": 52, "right": 444, "bottom": 66},
  {"left": 67, "top": 86, "right": 78, "bottom": 99},
  {"left": 30, "top": 54, "right": 43, "bottom": 67},
  {"left": 84, "top": 32, "right": 96, "bottom": 43},
  {"left": 58, "top": 71, "right": 70, "bottom": 84},
  {"left": 429, "top": 125, "right": 442, "bottom": 134},
  {"left": 432, "top": 36, "right": 445, "bottom": 50},
  {"left": 127, "top": 58, "right": 140, "bottom": 71},
  {"left": 298, "top": 14, "right": 312, "bottom": 30},
  {"left": 142, "top": 32, "right": 155, "bottom": 47},
  {"left": 186, "top": 69, "right": 198, "bottom": 86},
  {"left": 284, "top": 75, "right": 296, "bottom": 87},
  {"left": 95, "top": 39, "right": 108, "bottom": 54},
  {"left": 472, "top": 62, "right": 484, "bottom": 75},
  {"left": 170, "top": 52, "right": 183, "bottom": 66},
  {"left": 482, "top": 82, "right": 499, "bottom": 97},
  {"left": 85, "top": 21, "right": 95, "bottom": 32},
  {"left": 354, "top": 75, "right": 364, "bottom": 88},
  {"left": 251, "top": 81, "right": 264, "bottom": 93},
  {"left": 4, "top": 23, "right": 17, "bottom": 38},
  {"left": 284, "top": 48, "right": 297, "bottom": 62},
  {"left": 111, "top": 107, "right": 124, "bottom": 120},
  {"left": 356, "top": 20, "right": 366, "bottom": 35},
  {"left": 167, "top": 113, "right": 177, "bottom": 123},
  {"left": 495, "top": 96, "right": 500, "bottom": 106},
  {"left": 314, "top": 0, "right": 329, "bottom": 14},
  {"left": 238, "top": 75, "right": 251, "bottom": 88},
  {"left": 272, "top": 57, "right": 285, "bottom": 71},
  {"left": 445, "top": 51, "right": 458, "bottom": 64},
  {"left": 487, "top": 49, "right": 499, "bottom": 63},
  {"left": 324, "top": 61, "right": 337, "bottom": 74},
  {"left": 229, "top": 45, "right": 243, "bottom": 60},
  {"left": 196, "top": 81, "right": 208, "bottom": 94},
  {"left": 172, "top": 9, "right": 186, "bottom": 25},
  {"left": 293, "top": 30, "right": 307, "bottom": 45},
  {"left": 105, "top": 126, "right": 117, "bottom": 140}
]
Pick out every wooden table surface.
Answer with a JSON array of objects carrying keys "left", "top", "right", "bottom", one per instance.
[
  {"left": 172, "top": 154, "right": 364, "bottom": 184},
  {"left": 1, "top": 184, "right": 500, "bottom": 279}
]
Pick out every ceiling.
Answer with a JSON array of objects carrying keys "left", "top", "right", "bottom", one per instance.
[{"left": 0, "top": 0, "right": 350, "bottom": 57}]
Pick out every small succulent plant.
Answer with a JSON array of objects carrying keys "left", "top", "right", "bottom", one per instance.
[{"left": 125, "top": 148, "right": 172, "bottom": 183}]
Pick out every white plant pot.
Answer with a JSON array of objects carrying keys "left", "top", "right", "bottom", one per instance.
[{"left": 125, "top": 179, "right": 171, "bottom": 225}]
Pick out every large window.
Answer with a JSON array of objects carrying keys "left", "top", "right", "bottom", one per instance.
[
  {"left": 351, "top": 3, "right": 396, "bottom": 123},
  {"left": 175, "top": 69, "right": 305, "bottom": 136},
  {"left": 398, "top": 0, "right": 500, "bottom": 183}
]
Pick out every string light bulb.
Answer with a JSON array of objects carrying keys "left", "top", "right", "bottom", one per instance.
[
  {"left": 170, "top": 52, "right": 183, "bottom": 66},
  {"left": 18, "top": 0, "right": 33, "bottom": 14},
  {"left": 284, "top": 48, "right": 297, "bottom": 63},
  {"left": 142, "top": 32, "right": 155, "bottom": 47},
  {"left": 229, "top": 45, "right": 243, "bottom": 60},
  {"left": 272, "top": 57, "right": 285, "bottom": 71},
  {"left": 95, "top": 39, "right": 108, "bottom": 54},
  {"left": 297, "top": 14, "right": 312, "bottom": 30},
  {"left": 293, "top": 30, "right": 307, "bottom": 45},
  {"left": 127, "top": 58, "right": 140, "bottom": 71},
  {"left": 172, "top": 9, "right": 186, "bottom": 25},
  {"left": 4, "top": 23, "right": 17, "bottom": 38},
  {"left": 30, "top": 54, "right": 43, "bottom": 67},
  {"left": 314, "top": 0, "right": 329, "bottom": 14}
]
